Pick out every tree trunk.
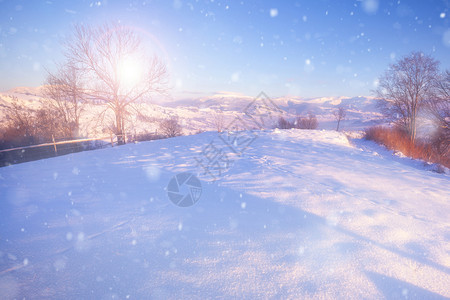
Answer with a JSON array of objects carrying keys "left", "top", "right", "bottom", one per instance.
[
  {"left": 410, "top": 101, "right": 417, "bottom": 143},
  {"left": 116, "top": 110, "right": 125, "bottom": 145}
]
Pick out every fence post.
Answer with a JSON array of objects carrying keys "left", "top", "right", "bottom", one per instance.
[
  {"left": 52, "top": 135, "right": 58, "bottom": 155},
  {"left": 110, "top": 133, "right": 114, "bottom": 147}
]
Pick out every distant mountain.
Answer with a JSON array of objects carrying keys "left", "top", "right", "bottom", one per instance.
[
  {"left": 0, "top": 86, "right": 386, "bottom": 136},
  {"left": 165, "top": 93, "right": 385, "bottom": 131},
  {"left": 6, "top": 86, "right": 47, "bottom": 97}
]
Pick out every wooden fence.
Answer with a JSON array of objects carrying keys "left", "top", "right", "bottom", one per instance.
[
  {"left": 0, "top": 134, "right": 120, "bottom": 167},
  {"left": 0, "top": 131, "right": 165, "bottom": 167}
]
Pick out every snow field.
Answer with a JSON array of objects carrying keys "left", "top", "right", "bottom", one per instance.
[{"left": 0, "top": 129, "right": 449, "bottom": 299}]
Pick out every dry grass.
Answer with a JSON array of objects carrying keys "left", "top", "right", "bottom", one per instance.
[{"left": 365, "top": 126, "right": 449, "bottom": 169}]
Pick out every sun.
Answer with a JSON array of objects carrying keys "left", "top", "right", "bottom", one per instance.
[{"left": 118, "top": 55, "right": 144, "bottom": 90}]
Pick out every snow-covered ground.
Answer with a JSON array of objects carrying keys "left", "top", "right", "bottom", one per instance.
[{"left": 1, "top": 129, "right": 449, "bottom": 299}]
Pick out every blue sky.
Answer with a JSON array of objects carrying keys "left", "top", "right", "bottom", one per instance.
[{"left": 0, "top": 0, "right": 449, "bottom": 98}]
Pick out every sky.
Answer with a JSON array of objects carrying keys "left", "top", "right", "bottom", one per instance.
[{"left": 0, "top": 0, "right": 449, "bottom": 99}]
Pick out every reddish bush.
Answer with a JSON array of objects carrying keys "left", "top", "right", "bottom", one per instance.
[{"left": 365, "top": 126, "right": 449, "bottom": 169}]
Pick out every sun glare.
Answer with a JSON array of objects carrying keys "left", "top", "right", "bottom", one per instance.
[{"left": 118, "top": 56, "right": 144, "bottom": 89}]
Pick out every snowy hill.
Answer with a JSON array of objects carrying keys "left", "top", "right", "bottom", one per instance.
[
  {"left": 0, "top": 129, "right": 449, "bottom": 299},
  {"left": 164, "top": 93, "right": 385, "bottom": 131},
  {"left": 0, "top": 87, "right": 385, "bottom": 137},
  {"left": 6, "top": 86, "right": 47, "bottom": 97}
]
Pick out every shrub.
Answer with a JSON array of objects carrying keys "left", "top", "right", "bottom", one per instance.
[
  {"left": 276, "top": 114, "right": 319, "bottom": 130},
  {"left": 277, "top": 116, "right": 294, "bottom": 129},
  {"left": 1, "top": 98, "right": 68, "bottom": 150},
  {"left": 133, "top": 132, "right": 164, "bottom": 142},
  {"left": 296, "top": 114, "right": 318, "bottom": 129},
  {"left": 0, "top": 123, "right": 36, "bottom": 150},
  {"left": 365, "top": 126, "right": 449, "bottom": 168},
  {"left": 159, "top": 117, "right": 183, "bottom": 138},
  {"left": 429, "top": 126, "right": 450, "bottom": 162}
]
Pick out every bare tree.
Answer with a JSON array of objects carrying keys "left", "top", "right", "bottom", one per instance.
[
  {"left": 376, "top": 52, "right": 440, "bottom": 142},
  {"left": 44, "top": 63, "right": 85, "bottom": 139},
  {"left": 64, "top": 23, "right": 168, "bottom": 144},
  {"left": 296, "top": 113, "right": 318, "bottom": 129},
  {"left": 2, "top": 96, "right": 65, "bottom": 147},
  {"left": 34, "top": 108, "right": 66, "bottom": 142},
  {"left": 159, "top": 117, "right": 183, "bottom": 138},
  {"left": 277, "top": 116, "right": 292, "bottom": 129},
  {"left": 3, "top": 96, "right": 36, "bottom": 146},
  {"left": 428, "top": 70, "right": 449, "bottom": 128},
  {"left": 427, "top": 70, "right": 450, "bottom": 157},
  {"left": 436, "top": 70, "right": 450, "bottom": 99},
  {"left": 212, "top": 109, "right": 225, "bottom": 132},
  {"left": 333, "top": 106, "right": 346, "bottom": 131}
]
